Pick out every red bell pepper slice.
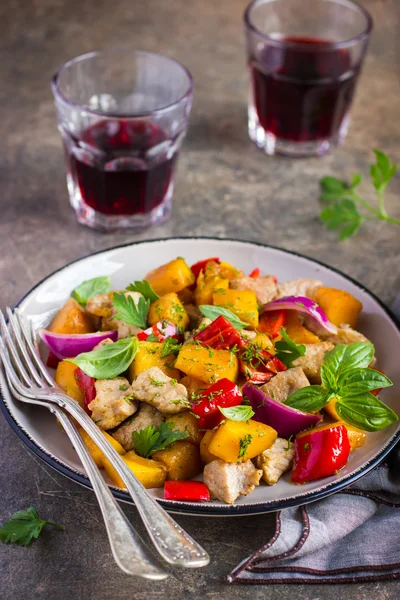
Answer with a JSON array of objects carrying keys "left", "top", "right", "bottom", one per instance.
[
  {"left": 292, "top": 424, "right": 350, "bottom": 484},
  {"left": 191, "top": 378, "right": 242, "bottom": 429},
  {"left": 75, "top": 367, "right": 96, "bottom": 415},
  {"left": 258, "top": 309, "right": 287, "bottom": 339},
  {"left": 46, "top": 351, "right": 60, "bottom": 369},
  {"left": 164, "top": 480, "right": 210, "bottom": 502},
  {"left": 137, "top": 320, "right": 180, "bottom": 342},
  {"left": 193, "top": 315, "right": 245, "bottom": 351},
  {"left": 190, "top": 257, "right": 220, "bottom": 279},
  {"left": 239, "top": 344, "right": 286, "bottom": 384},
  {"left": 249, "top": 267, "right": 260, "bottom": 278}
]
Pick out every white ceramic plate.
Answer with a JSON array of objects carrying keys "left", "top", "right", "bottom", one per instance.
[{"left": 1, "top": 237, "right": 399, "bottom": 516}]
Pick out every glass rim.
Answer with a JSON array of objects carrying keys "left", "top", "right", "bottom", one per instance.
[
  {"left": 244, "top": 0, "right": 373, "bottom": 50},
  {"left": 51, "top": 48, "right": 194, "bottom": 119}
]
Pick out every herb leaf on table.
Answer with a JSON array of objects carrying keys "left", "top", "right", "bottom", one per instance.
[
  {"left": 0, "top": 507, "right": 64, "bottom": 546},
  {"left": 319, "top": 149, "right": 399, "bottom": 240}
]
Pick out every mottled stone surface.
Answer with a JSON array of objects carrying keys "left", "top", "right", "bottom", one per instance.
[{"left": 0, "top": 0, "right": 399, "bottom": 598}]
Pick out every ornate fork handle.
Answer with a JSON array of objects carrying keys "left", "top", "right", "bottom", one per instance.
[{"left": 47, "top": 389, "right": 209, "bottom": 568}]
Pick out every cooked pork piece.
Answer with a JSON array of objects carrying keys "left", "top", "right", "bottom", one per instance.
[
  {"left": 129, "top": 367, "right": 190, "bottom": 414},
  {"left": 321, "top": 325, "right": 370, "bottom": 346},
  {"left": 254, "top": 438, "right": 295, "bottom": 486},
  {"left": 92, "top": 337, "right": 115, "bottom": 352},
  {"left": 88, "top": 377, "right": 139, "bottom": 430},
  {"left": 276, "top": 279, "right": 322, "bottom": 299},
  {"left": 203, "top": 459, "right": 262, "bottom": 504},
  {"left": 230, "top": 275, "right": 278, "bottom": 305},
  {"left": 260, "top": 367, "right": 310, "bottom": 403},
  {"left": 239, "top": 329, "right": 257, "bottom": 342},
  {"left": 112, "top": 403, "right": 164, "bottom": 451},
  {"left": 101, "top": 291, "right": 144, "bottom": 339},
  {"left": 293, "top": 342, "right": 335, "bottom": 383},
  {"left": 184, "top": 317, "right": 212, "bottom": 342},
  {"left": 86, "top": 293, "right": 113, "bottom": 318}
]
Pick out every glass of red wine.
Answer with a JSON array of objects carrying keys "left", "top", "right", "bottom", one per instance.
[
  {"left": 52, "top": 49, "right": 193, "bottom": 231},
  {"left": 244, "top": 0, "right": 372, "bottom": 157}
]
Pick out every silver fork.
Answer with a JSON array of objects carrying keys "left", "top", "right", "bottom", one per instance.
[{"left": 0, "top": 308, "right": 210, "bottom": 569}]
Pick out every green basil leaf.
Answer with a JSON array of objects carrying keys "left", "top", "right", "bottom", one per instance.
[
  {"left": 336, "top": 394, "right": 398, "bottom": 432},
  {"left": 338, "top": 367, "right": 393, "bottom": 396},
  {"left": 198, "top": 305, "right": 248, "bottom": 329},
  {"left": 218, "top": 405, "right": 255, "bottom": 422},
  {"left": 285, "top": 385, "right": 330, "bottom": 413},
  {"left": 323, "top": 343, "right": 374, "bottom": 380},
  {"left": 320, "top": 363, "right": 338, "bottom": 392},
  {"left": 126, "top": 280, "right": 160, "bottom": 303},
  {"left": 274, "top": 328, "right": 306, "bottom": 367},
  {"left": 67, "top": 337, "right": 139, "bottom": 379},
  {"left": 71, "top": 276, "right": 111, "bottom": 306}
]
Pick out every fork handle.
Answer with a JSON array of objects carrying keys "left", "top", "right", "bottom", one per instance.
[
  {"left": 50, "top": 391, "right": 209, "bottom": 568},
  {"left": 51, "top": 405, "right": 167, "bottom": 579}
]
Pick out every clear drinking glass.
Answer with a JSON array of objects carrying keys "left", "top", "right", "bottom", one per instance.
[
  {"left": 244, "top": 0, "right": 372, "bottom": 157},
  {"left": 52, "top": 49, "right": 193, "bottom": 231}
]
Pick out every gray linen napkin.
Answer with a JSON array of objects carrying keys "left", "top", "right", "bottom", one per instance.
[{"left": 228, "top": 442, "right": 400, "bottom": 585}]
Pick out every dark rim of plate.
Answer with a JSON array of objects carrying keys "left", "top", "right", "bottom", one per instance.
[{"left": 1, "top": 237, "right": 399, "bottom": 516}]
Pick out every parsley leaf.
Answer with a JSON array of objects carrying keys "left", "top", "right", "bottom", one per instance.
[
  {"left": 218, "top": 405, "right": 255, "bottom": 422},
  {"left": 274, "top": 327, "right": 306, "bottom": 367},
  {"left": 132, "top": 422, "right": 189, "bottom": 458},
  {"left": 160, "top": 337, "right": 182, "bottom": 359},
  {"left": 319, "top": 149, "right": 399, "bottom": 240},
  {"left": 71, "top": 276, "right": 111, "bottom": 306},
  {"left": 126, "top": 280, "right": 160, "bottom": 303},
  {"left": 113, "top": 292, "right": 150, "bottom": 329},
  {"left": 67, "top": 337, "right": 139, "bottom": 379},
  {"left": 198, "top": 305, "right": 248, "bottom": 329},
  {"left": 0, "top": 507, "right": 64, "bottom": 546}
]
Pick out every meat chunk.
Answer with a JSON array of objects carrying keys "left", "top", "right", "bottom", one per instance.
[
  {"left": 293, "top": 342, "right": 335, "bottom": 383},
  {"left": 88, "top": 377, "right": 139, "bottom": 430},
  {"left": 86, "top": 293, "right": 113, "bottom": 318},
  {"left": 112, "top": 403, "right": 164, "bottom": 451},
  {"left": 321, "top": 325, "right": 370, "bottom": 346},
  {"left": 230, "top": 276, "right": 278, "bottom": 305},
  {"left": 254, "top": 438, "right": 295, "bottom": 485},
  {"left": 184, "top": 317, "right": 212, "bottom": 342},
  {"left": 101, "top": 291, "right": 144, "bottom": 339},
  {"left": 260, "top": 367, "right": 310, "bottom": 403},
  {"left": 203, "top": 459, "right": 262, "bottom": 504},
  {"left": 179, "top": 375, "right": 207, "bottom": 399},
  {"left": 129, "top": 367, "right": 190, "bottom": 414},
  {"left": 276, "top": 279, "right": 322, "bottom": 299},
  {"left": 92, "top": 337, "right": 115, "bottom": 352}
]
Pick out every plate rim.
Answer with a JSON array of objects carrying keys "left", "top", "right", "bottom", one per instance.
[{"left": 1, "top": 235, "right": 399, "bottom": 516}]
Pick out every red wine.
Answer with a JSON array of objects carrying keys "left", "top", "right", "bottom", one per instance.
[
  {"left": 65, "top": 120, "right": 177, "bottom": 216},
  {"left": 250, "top": 36, "right": 359, "bottom": 142}
]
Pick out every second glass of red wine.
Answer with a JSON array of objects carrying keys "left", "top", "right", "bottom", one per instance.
[
  {"left": 244, "top": 0, "right": 372, "bottom": 157},
  {"left": 52, "top": 50, "right": 193, "bottom": 231}
]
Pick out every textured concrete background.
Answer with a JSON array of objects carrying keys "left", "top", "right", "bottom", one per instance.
[{"left": 0, "top": 0, "right": 399, "bottom": 598}]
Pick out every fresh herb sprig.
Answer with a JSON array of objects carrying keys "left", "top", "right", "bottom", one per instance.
[
  {"left": 132, "top": 423, "right": 188, "bottom": 458},
  {"left": 160, "top": 337, "right": 182, "bottom": 359},
  {"left": 274, "top": 328, "right": 306, "bottom": 367},
  {"left": 199, "top": 305, "right": 248, "bottom": 329},
  {"left": 238, "top": 434, "right": 253, "bottom": 459},
  {"left": 113, "top": 292, "right": 150, "bottom": 329},
  {"left": 126, "top": 280, "right": 160, "bottom": 303},
  {"left": 0, "top": 507, "right": 64, "bottom": 546},
  {"left": 67, "top": 337, "right": 139, "bottom": 379},
  {"left": 72, "top": 276, "right": 111, "bottom": 306},
  {"left": 285, "top": 342, "right": 397, "bottom": 432},
  {"left": 218, "top": 405, "right": 255, "bottom": 422},
  {"left": 319, "top": 150, "right": 399, "bottom": 241}
]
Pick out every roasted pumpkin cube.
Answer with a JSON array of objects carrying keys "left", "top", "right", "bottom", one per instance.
[
  {"left": 129, "top": 341, "right": 180, "bottom": 380},
  {"left": 55, "top": 361, "right": 84, "bottom": 407},
  {"left": 284, "top": 311, "right": 320, "bottom": 344},
  {"left": 145, "top": 258, "right": 195, "bottom": 297},
  {"left": 313, "top": 287, "right": 362, "bottom": 329},
  {"left": 103, "top": 451, "right": 167, "bottom": 489},
  {"left": 49, "top": 297, "right": 95, "bottom": 334},
  {"left": 253, "top": 332, "right": 274, "bottom": 353},
  {"left": 174, "top": 343, "right": 239, "bottom": 384},
  {"left": 218, "top": 261, "right": 243, "bottom": 280},
  {"left": 194, "top": 272, "right": 229, "bottom": 306},
  {"left": 148, "top": 293, "right": 189, "bottom": 329},
  {"left": 208, "top": 419, "right": 277, "bottom": 463},
  {"left": 165, "top": 412, "right": 204, "bottom": 446},
  {"left": 78, "top": 427, "right": 125, "bottom": 468},
  {"left": 343, "top": 423, "right": 366, "bottom": 452},
  {"left": 213, "top": 289, "right": 259, "bottom": 328},
  {"left": 200, "top": 430, "right": 218, "bottom": 464},
  {"left": 152, "top": 440, "right": 203, "bottom": 480},
  {"left": 324, "top": 398, "right": 340, "bottom": 420}
]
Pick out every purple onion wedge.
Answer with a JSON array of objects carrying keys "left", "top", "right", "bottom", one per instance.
[
  {"left": 243, "top": 382, "right": 322, "bottom": 438},
  {"left": 39, "top": 329, "right": 118, "bottom": 360},
  {"left": 261, "top": 295, "right": 337, "bottom": 336}
]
